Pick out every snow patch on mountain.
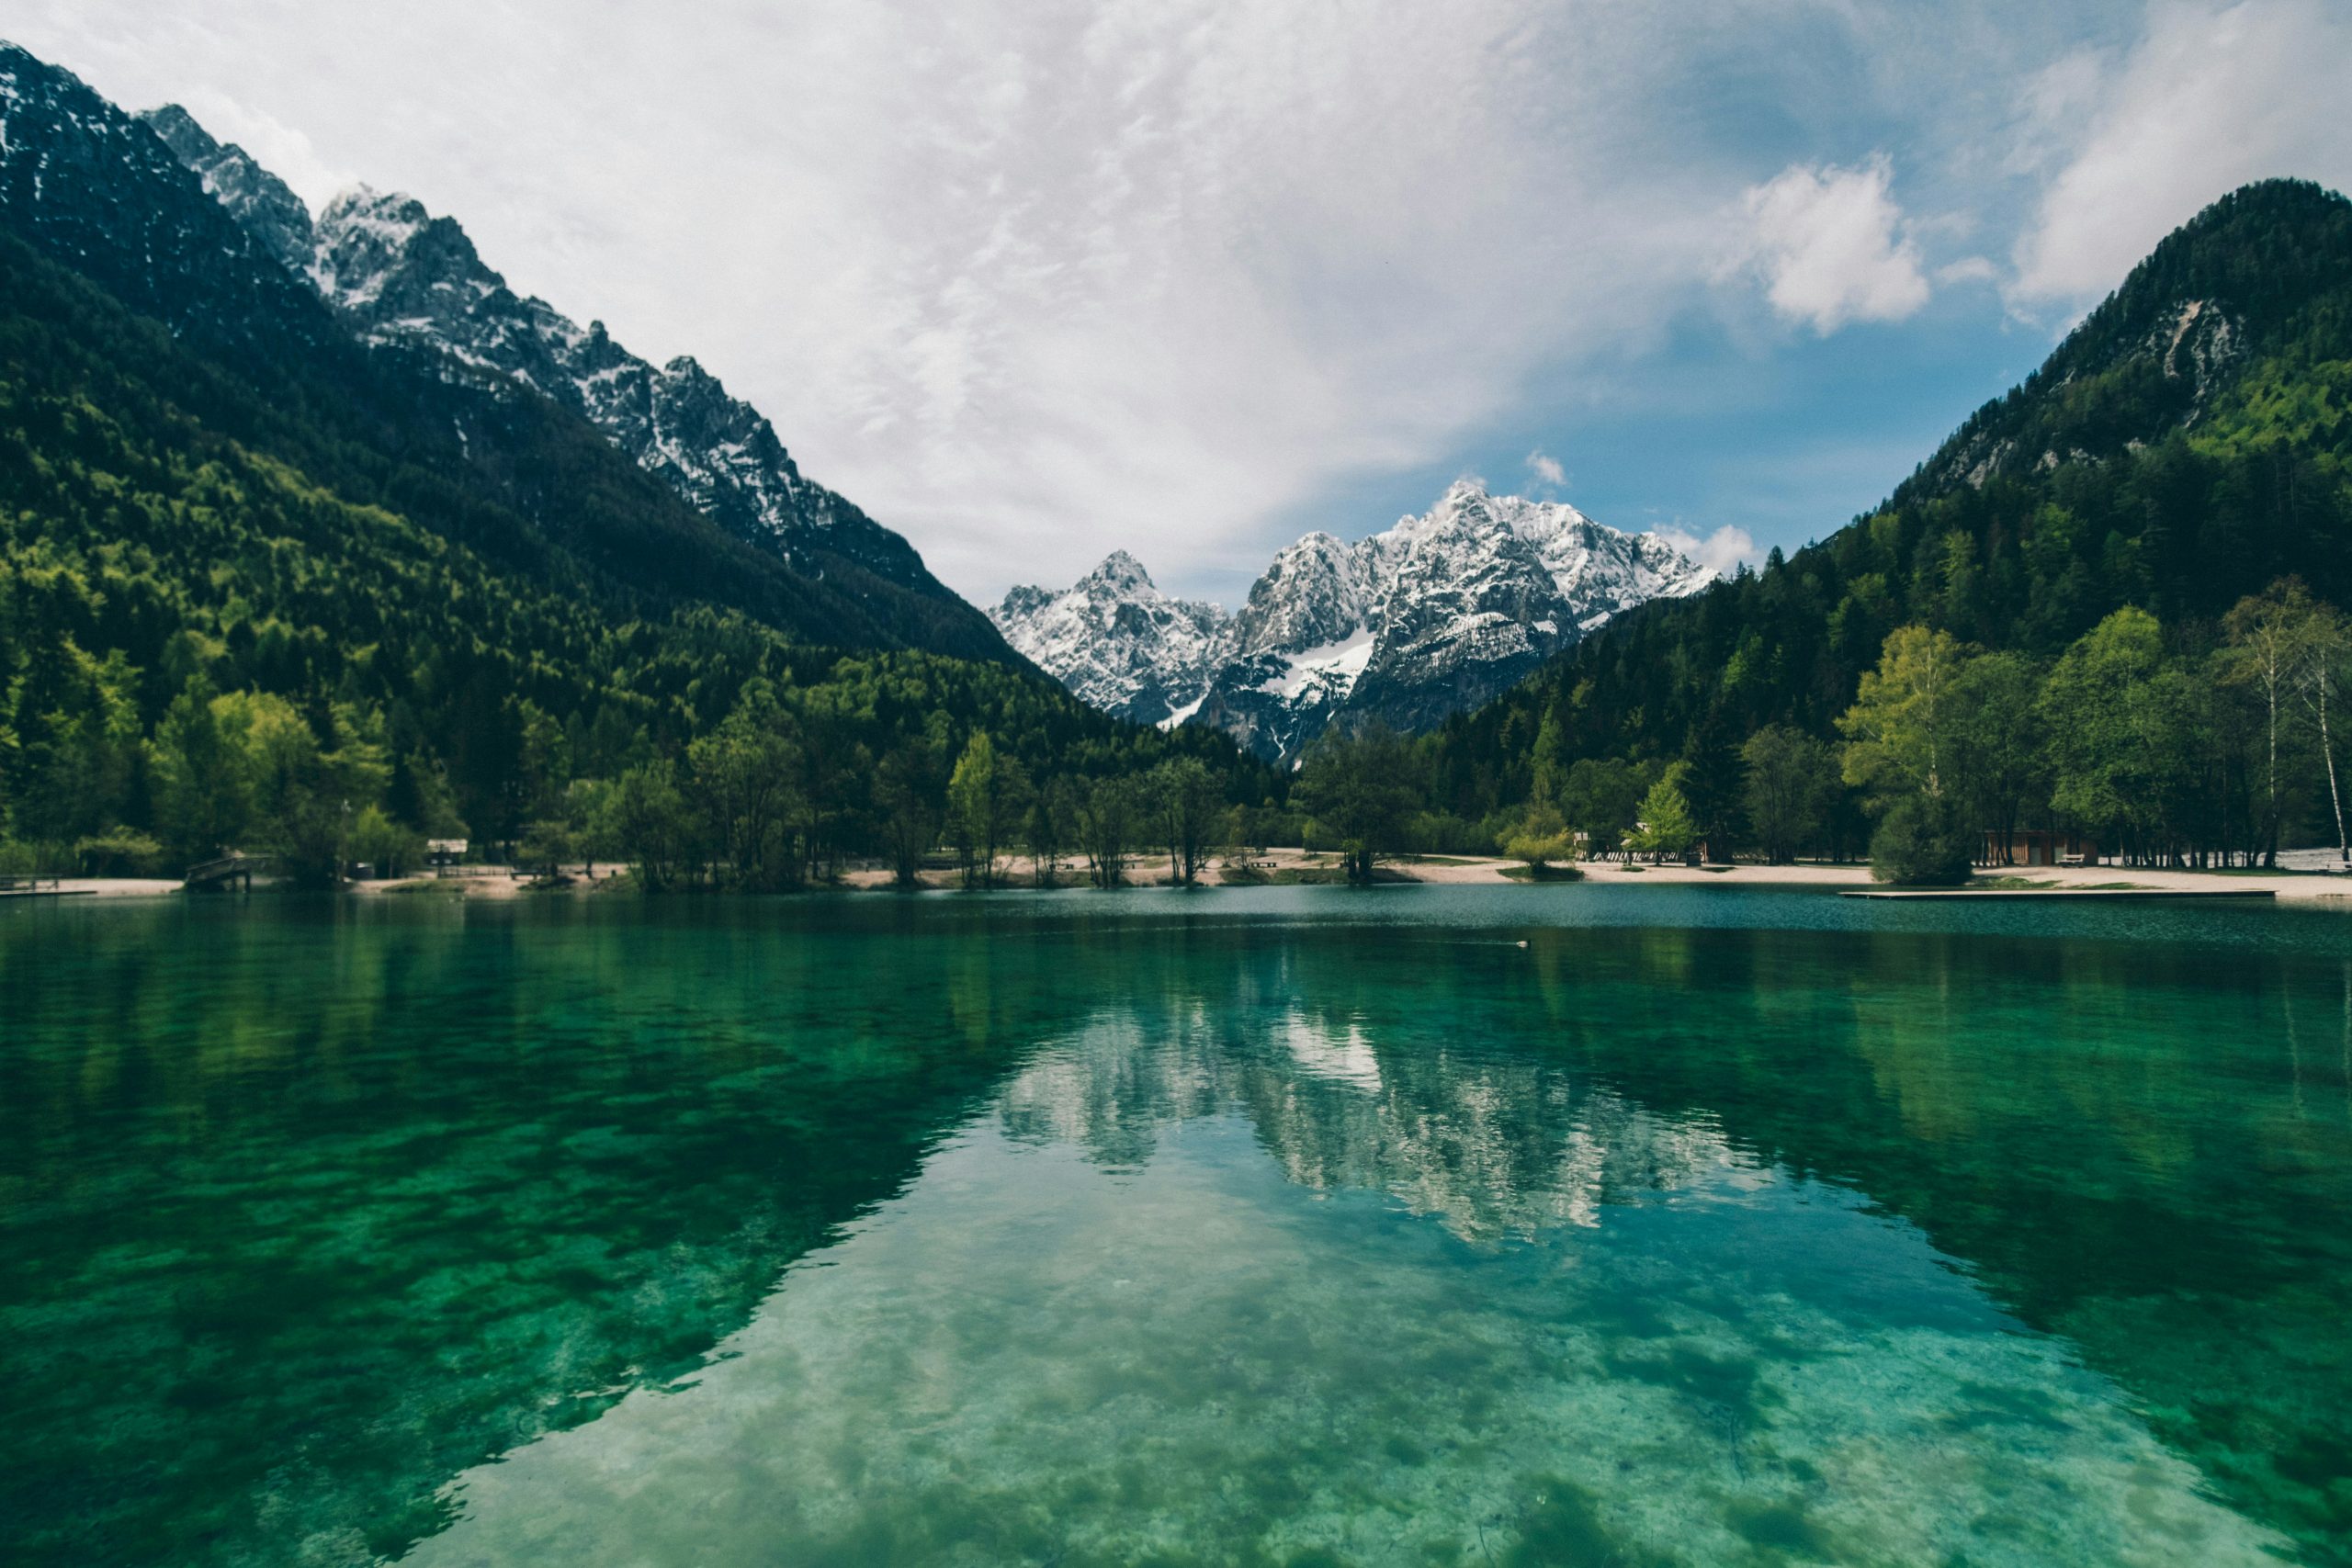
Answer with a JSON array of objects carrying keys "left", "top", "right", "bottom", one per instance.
[{"left": 1259, "top": 628, "right": 1375, "bottom": 699}]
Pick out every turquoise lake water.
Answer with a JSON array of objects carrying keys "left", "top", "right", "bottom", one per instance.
[{"left": 3, "top": 887, "right": 2349, "bottom": 1564}]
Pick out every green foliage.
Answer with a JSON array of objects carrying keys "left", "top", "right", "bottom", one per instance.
[
  {"left": 1148, "top": 757, "right": 1224, "bottom": 886},
  {"left": 1075, "top": 774, "right": 1142, "bottom": 889},
  {"left": 1870, "top": 795, "right": 1974, "bottom": 886},
  {"left": 1500, "top": 802, "right": 1577, "bottom": 872},
  {"left": 1945, "top": 652, "right": 2047, "bottom": 863},
  {"left": 1815, "top": 590, "right": 2349, "bottom": 872},
  {"left": 1024, "top": 784, "right": 1069, "bottom": 886},
  {"left": 1838, "top": 626, "right": 1967, "bottom": 806},
  {"left": 1555, "top": 756, "right": 1651, "bottom": 860},
  {"left": 2037, "top": 606, "right": 2212, "bottom": 857},
  {"left": 945, "top": 731, "right": 1030, "bottom": 888},
  {"left": 1740, "top": 725, "right": 1838, "bottom": 863},
  {"left": 73, "top": 828, "right": 163, "bottom": 877},
  {"left": 875, "top": 739, "right": 947, "bottom": 889},
  {"left": 612, "top": 762, "right": 695, "bottom": 892},
  {"left": 1627, "top": 770, "right": 1701, "bottom": 861},
  {"left": 350, "top": 805, "right": 422, "bottom": 879},
  {"left": 1294, "top": 726, "right": 1426, "bottom": 882}
]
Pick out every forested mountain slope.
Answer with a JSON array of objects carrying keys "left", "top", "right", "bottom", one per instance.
[
  {"left": 137, "top": 100, "right": 1007, "bottom": 660},
  {"left": 0, "top": 43, "right": 1253, "bottom": 874},
  {"left": 1429, "top": 180, "right": 2352, "bottom": 830}
]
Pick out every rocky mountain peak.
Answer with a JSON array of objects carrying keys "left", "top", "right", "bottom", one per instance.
[
  {"left": 1085, "top": 550, "right": 1157, "bottom": 592},
  {"left": 311, "top": 184, "right": 496, "bottom": 313},
  {"left": 989, "top": 553, "right": 1226, "bottom": 727},
  {"left": 1232, "top": 532, "right": 1366, "bottom": 658}
]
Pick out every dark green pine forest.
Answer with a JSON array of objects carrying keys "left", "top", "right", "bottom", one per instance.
[{"left": 1426, "top": 179, "right": 2352, "bottom": 874}]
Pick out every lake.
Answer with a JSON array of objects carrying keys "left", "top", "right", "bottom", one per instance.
[{"left": 4, "top": 887, "right": 2349, "bottom": 1565}]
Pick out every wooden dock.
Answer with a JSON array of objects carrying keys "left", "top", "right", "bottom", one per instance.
[{"left": 0, "top": 876, "right": 91, "bottom": 898}]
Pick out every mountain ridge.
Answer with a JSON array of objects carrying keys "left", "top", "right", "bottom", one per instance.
[
  {"left": 0, "top": 41, "right": 1035, "bottom": 661},
  {"left": 124, "top": 87, "right": 1014, "bottom": 665}
]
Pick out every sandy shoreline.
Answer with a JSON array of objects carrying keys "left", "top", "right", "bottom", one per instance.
[{"left": 17, "top": 848, "right": 2349, "bottom": 903}]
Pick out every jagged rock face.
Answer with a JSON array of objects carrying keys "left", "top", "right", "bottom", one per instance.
[
  {"left": 144, "top": 107, "right": 983, "bottom": 633},
  {"left": 1933, "top": 293, "right": 2248, "bottom": 491},
  {"left": 1343, "top": 495, "right": 1566, "bottom": 734},
  {"left": 995, "top": 479, "right": 1712, "bottom": 761},
  {"left": 1227, "top": 535, "right": 1368, "bottom": 659},
  {"left": 988, "top": 553, "right": 1226, "bottom": 726},
  {"left": 137, "top": 105, "right": 315, "bottom": 271},
  {"left": 2154, "top": 298, "right": 2243, "bottom": 405},
  {"left": 302, "top": 186, "right": 839, "bottom": 546}
]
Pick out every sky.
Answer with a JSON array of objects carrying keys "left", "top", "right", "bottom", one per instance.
[{"left": 11, "top": 0, "right": 2352, "bottom": 605}]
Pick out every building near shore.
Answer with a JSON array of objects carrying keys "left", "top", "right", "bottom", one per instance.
[{"left": 1983, "top": 829, "right": 2099, "bottom": 867}]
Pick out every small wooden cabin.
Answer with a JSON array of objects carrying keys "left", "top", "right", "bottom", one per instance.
[{"left": 1982, "top": 829, "right": 2098, "bottom": 867}]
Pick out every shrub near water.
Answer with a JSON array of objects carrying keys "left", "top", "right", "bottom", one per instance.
[
  {"left": 1500, "top": 804, "right": 1585, "bottom": 880},
  {"left": 1870, "top": 796, "right": 1974, "bottom": 886}
]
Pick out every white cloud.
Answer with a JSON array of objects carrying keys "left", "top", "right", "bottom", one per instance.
[
  {"left": 1736, "top": 156, "right": 1932, "bottom": 334},
  {"left": 2011, "top": 0, "right": 2352, "bottom": 305},
  {"left": 1524, "top": 450, "right": 1566, "bottom": 488},
  {"left": 1656, "top": 524, "right": 1759, "bottom": 581}
]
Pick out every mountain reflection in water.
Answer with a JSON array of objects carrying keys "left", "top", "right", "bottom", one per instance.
[{"left": 412, "top": 976, "right": 2290, "bottom": 1567}]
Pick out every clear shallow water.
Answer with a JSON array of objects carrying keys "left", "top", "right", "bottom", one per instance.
[{"left": 3, "top": 888, "right": 2350, "bottom": 1564}]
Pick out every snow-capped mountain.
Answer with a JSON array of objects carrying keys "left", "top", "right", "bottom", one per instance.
[
  {"left": 139, "top": 104, "right": 993, "bottom": 642},
  {"left": 989, "top": 553, "right": 1227, "bottom": 726},
  {"left": 993, "top": 480, "right": 1713, "bottom": 761}
]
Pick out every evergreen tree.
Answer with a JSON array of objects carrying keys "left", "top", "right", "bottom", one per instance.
[{"left": 1627, "top": 769, "right": 1700, "bottom": 862}]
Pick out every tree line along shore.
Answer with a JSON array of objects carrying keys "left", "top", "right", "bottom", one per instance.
[{"left": 6, "top": 577, "right": 2346, "bottom": 895}]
